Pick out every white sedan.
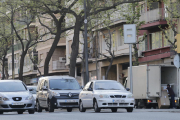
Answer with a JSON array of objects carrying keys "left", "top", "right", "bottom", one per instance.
[{"left": 79, "top": 80, "right": 134, "bottom": 112}]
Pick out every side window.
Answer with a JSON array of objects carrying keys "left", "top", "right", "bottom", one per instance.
[
  {"left": 83, "top": 82, "right": 91, "bottom": 91},
  {"left": 89, "top": 82, "right": 93, "bottom": 90},
  {"left": 39, "top": 80, "right": 44, "bottom": 90},
  {"left": 44, "top": 80, "right": 48, "bottom": 88}
]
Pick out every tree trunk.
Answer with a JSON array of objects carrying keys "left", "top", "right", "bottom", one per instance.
[
  {"left": 69, "top": 18, "right": 81, "bottom": 77},
  {"left": 19, "top": 52, "right": 26, "bottom": 81},
  {"left": 44, "top": 26, "right": 62, "bottom": 76},
  {"left": 2, "top": 56, "right": 6, "bottom": 80},
  {"left": 133, "top": 44, "right": 139, "bottom": 66},
  {"left": 105, "top": 58, "right": 113, "bottom": 80}
]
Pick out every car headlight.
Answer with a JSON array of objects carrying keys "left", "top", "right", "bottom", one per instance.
[
  {"left": 26, "top": 95, "right": 34, "bottom": 100},
  {"left": 99, "top": 94, "right": 109, "bottom": 98},
  {"left": 0, "top": 97, "right": 9, "bottom": 101},
  {"left": 51, "top": 91, "right": 60, "bottom": 96},
  {"left": 127, "top": 94, "right": 134, "bottom": 98}
]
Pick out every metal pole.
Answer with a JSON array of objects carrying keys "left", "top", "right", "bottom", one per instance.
[
  {"left": 84, "top": 0, "right": 89, "bottom": 84},
  {"left": 129, "top": 44, "right": 133, "bottom": 93}
]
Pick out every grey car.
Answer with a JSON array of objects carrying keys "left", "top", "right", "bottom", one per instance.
[
  {"left": 36, "top": 76, "right": 82, "bottom": 112},
  {"left": 0, "top": 80, "right": 35, "bottom": 114},
  {"left": 27, "top": 86, "right": 37, "bottom": 110}
]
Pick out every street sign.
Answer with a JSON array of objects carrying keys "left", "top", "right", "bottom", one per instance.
[
  {"left": 123, "top": 24, "right": 136, "bottom": 44},
  {"left": 174, "top": 54, "right": 180, "bottom": 68}
]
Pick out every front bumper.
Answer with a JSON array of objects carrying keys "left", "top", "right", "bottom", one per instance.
[
  {"left": 50, "top": 97, "right": 79, "bottom": 108},
  {"left": 0, "top": 100, "right": 35, "bottom": 112},
  {"left": 97, "top": 98, "right": 134, "bottom": 108}
]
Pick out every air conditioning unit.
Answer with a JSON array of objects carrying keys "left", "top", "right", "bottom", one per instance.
[
  {"left": 138, "top": 50, "right": 143, "bottom": 57},
  {"left": 59, "top": 57, "right": 66, "bottom": 62}
]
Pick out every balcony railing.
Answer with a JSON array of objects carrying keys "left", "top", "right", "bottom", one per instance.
[
  {"left": 52, "top": 61, "right": 67, "bottom": 70},
  {"left": 139, "top": 8, "right": 168, "bottom": 24},
  {"left": 8, "top": 64, "right": 36, "bottom": 76}
]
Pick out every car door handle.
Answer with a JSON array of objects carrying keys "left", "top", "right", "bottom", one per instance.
[{"left": 86, "top": 94, "right": 88, "bottom": 95}]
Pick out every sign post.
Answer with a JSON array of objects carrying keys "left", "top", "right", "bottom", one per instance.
[{"left": 124, "top": 24, "right": 136, "bottom": 93}]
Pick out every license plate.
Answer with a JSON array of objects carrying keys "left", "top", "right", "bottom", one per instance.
[
  {"left": 65, "top": 100, "right": 76, "bottom": 102},
  {"left": 112, "top": 100, "right": 125, "bottom": 103},
  {"left": 12, "top": 102, "right": 24, "bottom": 105}
]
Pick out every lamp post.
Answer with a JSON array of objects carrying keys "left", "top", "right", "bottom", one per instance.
[{"left": 83, "top": 0, "right": 89, "bottom": 84}]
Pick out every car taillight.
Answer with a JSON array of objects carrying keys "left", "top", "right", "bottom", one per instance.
[{"left": 147, "top": 100, "right": 152, "bottom": 103}]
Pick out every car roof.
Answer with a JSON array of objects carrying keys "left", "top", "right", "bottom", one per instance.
[
  {"left": 0, "top": 80, "right": 22, "bottom": 83},
  {"left": 38, "top": 76, "right": 76, "bottom": 81}
]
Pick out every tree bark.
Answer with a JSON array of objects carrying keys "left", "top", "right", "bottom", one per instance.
[
  {"left": 105, "top": 57, "right": 113, "bottom": 80},
  {"left": 69, "top": 17, "right": 81, "bottom": 77},
  {"left": 44, "top": 22, "right": 63, "bottom": 76},
  {"left": 2, "top": 56, "right": 6, "bottom": 80},
  {"left": 19, "top": 51, "right": 27, "bottom": 81}
]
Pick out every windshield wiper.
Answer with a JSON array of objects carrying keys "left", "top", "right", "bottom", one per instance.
[
  {"left": 51, "top": 88, "right": 62, "bottom": 90},
  {"left": 109, "top": 88, "right": 120, "bottom": 90},
  {"left": 63, "top": 89, "right": 74, "bottom": 90},
  {"left": 96, "top": 88, "right": 106, "bottom": 90}
]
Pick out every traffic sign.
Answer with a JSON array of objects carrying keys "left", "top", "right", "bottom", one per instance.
[{"left": 174, "top": 54, "right": 180, "bottom": 68}]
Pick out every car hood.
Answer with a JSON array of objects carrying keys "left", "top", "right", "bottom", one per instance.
[
  {"left": 50, "top": 89, "right": 82, "bottom": 93},
  {"left": 94, "top": 90, "right": 132, "bottom": 95},
  {"left": 0, "top": 91, "right": 32, "bottom": 98}
]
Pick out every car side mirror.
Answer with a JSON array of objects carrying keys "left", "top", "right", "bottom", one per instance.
[
  {"left": 29, "top": 88, "right": 33, "bottom": 91},
  {"left": 81, "top": 86, "right": 84, "bottom": 89},
  {"left": 43, "top": 86, "right": 48, "bottom": 90},
  {"left": 87, "top": 88, "right": 93, "bottom": 91},
  {"left": 126, "top": 88, "right": 130, "bottom": 91}
]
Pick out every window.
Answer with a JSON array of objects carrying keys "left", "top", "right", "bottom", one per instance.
[
  {"left": 163, "top": 29, "right": 174, "bottom": 47},
  {"left": 118, "top": 32, "right": 124, "bottom": 47},
  {"left": 40, "top": 54, "right": 43, "bottom": 66},
  {"left": 83, "top": 82, "right": 91, "bottom": 91},
  {"left": 138, "top": 36, "right": 148, "bottom": 51},
  {"left": 68, "top": 40, "right": 72, "bottom": 55},
  {"left": 112, "top": 32, "right": 117, "bottom": 51},
  {"left": 150, "top": 31, "right": 162, "bottom": 50},
  {"left": 89, "top": 82, "right": 93, "bottom": 90},
  {"left": 44, "top": 80, "right": 48, "bottom": 89}
]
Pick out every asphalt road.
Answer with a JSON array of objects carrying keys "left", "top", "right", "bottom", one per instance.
[{"left": 1, "top": 109, "right": 180, "bottom": 120}]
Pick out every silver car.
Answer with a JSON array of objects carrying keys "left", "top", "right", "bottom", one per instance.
[
  {"left": 79, "top": 80, "right": 134, "bottom": 113},
  {"left": 0, "top": 80, "right": 35, "bottom": 114},
  {"left": 36, "top": 76, "right": 82, "bottom": 112},
  {"left": 27, "top": 86, "right": 37, "bottom": 110}
]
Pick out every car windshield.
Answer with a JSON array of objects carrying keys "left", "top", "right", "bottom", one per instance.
[
  {"left": 95, "top": 81, "right": 125, "bottom": 90},
  {"left": 0, "top": 82, "right": 27, "bottom": 92},
  {"left": 27, "top": 86, "right": 37, "bottom": 94},
  {"left": 49, "top": 79, "right": 80, "bottom": 90}
]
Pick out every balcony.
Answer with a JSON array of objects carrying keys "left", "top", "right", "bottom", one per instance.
[
  {"left": 52, "top": 61, "right": 67, "bottom": 70},
  {"left": 139, "top": 8, "right": 168, "bottom": 30},
  {"left": 138, "top": 46, "right": 171, "bottom": 63},
  {"left": 8, "top": 64, "right": 36, "bottom": 76}
]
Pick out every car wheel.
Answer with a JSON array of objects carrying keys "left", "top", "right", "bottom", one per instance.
[
  {"left": 36, "top": 101, "right": 42, "bottom": 112},
  {"left": 0, "top": 111, "right": 3, "bottom": 114},
  {"left": 45, "top": 108, "right": 49, "bottom": 111},
  {"left": 79, "top": 101, "right": 86, "bottom": 112},
  {"left": 17, "top": 111, "right": 23, "bottom": 114},
  {"left": 111, "top": 108, "right": 117, "bottom": 112},
  {"left": 28, "top": 109, "right": 35, "bottom": 114},
  {"left": 48, "top": 101, "right": 54, "bottom": 112},
  {"left": 126, "top": 107, "right": 133, "bottom": 112},
  {"left": 94, "top": 100, "right": 101, "bottom": 112},
  {"left": 67, "top": 108, "right": 72, "bottom": 112}
]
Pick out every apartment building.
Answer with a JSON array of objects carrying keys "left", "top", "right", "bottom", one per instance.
[{"left": 138, "top": 1, "right": 178, "bottom": 65}]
